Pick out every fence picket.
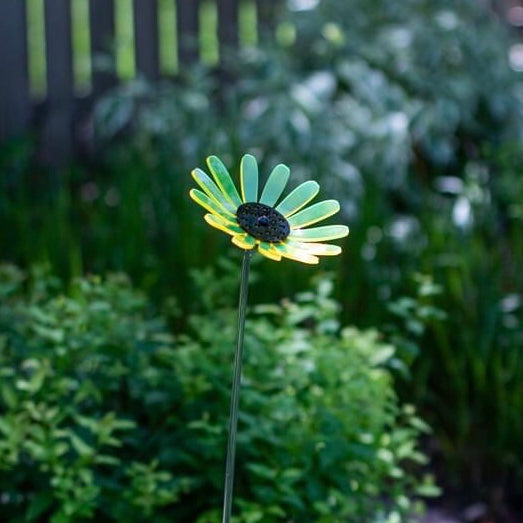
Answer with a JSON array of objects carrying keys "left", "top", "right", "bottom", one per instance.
[
  {"left": 256, "top": 0, "right": 278, "bottom": 36},
  {"left": 89, "top": 0, "right": 117, "bottom": 95},
  {"left": 0, "top": 0, "right": 31, "bottom": 141},
  {"left": 218, "top": 0, "right": 239, "bottom": 58},
  {"left": 134, "top": 0, "right": 160, "bottom": 80},
  {"left": 43, "top": 0, "right": 74, "bottom": 164},
  {"left": 176, "top": 0, "right": 200, "bottom": 66}
]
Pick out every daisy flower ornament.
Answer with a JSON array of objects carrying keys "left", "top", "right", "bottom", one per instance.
[
  {"left": 190, "top": 154, "right": 349, "bottom": 263},
  {"left": 189, "top": 154, "right": 348, "bottom": 523}
]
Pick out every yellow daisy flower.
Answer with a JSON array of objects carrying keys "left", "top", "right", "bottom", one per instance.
[{"left": 189, "top": 154, "right": 349, "bottom": 264}]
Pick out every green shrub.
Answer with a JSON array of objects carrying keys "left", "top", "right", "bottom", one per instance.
[
  {"left": 0, "top": 264, "right": 437, "bottom": 521},
  {"left": 404, "top": 145, "right": 523, "bottom": 496}
]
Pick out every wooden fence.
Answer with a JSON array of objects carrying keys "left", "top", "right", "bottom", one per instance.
[{"left": 0, "top": 0, "right": 280, "bottom": 165}]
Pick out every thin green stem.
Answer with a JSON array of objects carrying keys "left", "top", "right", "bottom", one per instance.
[{"left": 222, "top": 249, "right": 253, "bottom": 523}]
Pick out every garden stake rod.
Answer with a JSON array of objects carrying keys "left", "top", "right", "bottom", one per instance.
[{"left": 222, "top": 249, "right": 253, "bottom": 523}]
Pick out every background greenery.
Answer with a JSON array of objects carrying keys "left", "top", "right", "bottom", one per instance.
[{"left": 2, "top": 0, "right": 523, "bottom": 519}]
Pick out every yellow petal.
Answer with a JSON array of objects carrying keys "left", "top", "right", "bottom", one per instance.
[
  {"left": 190, "top": 189, "right": 236, "bottom": 219},
  {"left": 232, "top": 234, "right": 258, "bottom": 250},
  {"left": 191, "top": 168, "right": 237, "bottom": 214},
  {"left": 258, "top": 241, "right": 282, "bottom": 261},
  {"left": 204, "top": 214, "right": 243, "bottom": 236},
  {"left": 206, "top": 155, "right": 243, "bottom": 208}
]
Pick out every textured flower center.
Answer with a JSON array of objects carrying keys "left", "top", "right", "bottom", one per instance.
[{"left": 237, "top": 202, "right": 290, "bottom": 242}]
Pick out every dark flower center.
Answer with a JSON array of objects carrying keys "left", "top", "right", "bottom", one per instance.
[{"left": 237, "top": 202, "right": 290, "bottom": 242}]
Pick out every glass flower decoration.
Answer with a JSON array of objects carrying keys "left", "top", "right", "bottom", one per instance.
[
  {"left": 189, "top": 154, "right": 349, "bottom": 263},
  {"left": 190, "top": 154, "right": 349, "bottom": 523}
]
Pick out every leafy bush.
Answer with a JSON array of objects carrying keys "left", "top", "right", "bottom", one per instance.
[
  {"left": 0, "top": 265, "right": 188, "bottom": 522},
  {"left": 286, "top": 0, "right": 521, "bottom": 167},
  {"left": 407, "top": 146, "right": 523, "bottom": 497},
  {"left": 0, "top": 264, "right": 437, "bottom": 521}
]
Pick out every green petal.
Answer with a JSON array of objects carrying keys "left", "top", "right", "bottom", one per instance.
[
  {"left": 206, "top": 155, "right": 243, "bottom": 208},
  {"left": 240, "top": 154, "right": 259, "bottom": 203},
  {"left": 204, "top": 214, "right": 244, "bottom": 236},
  {"left": 259, "top": 164, "right": 290, "bottom": 206},
  {"left": 192, "top": 168, "right": 237, "bottom": 213},
  {"left": 274, "top": 243, "right": 319, "bottom": 264},
  {"left": 289, "top": 224, "right": 349, "bottom": 242},
  {"left": 286, "top": 239, "right": 342, "bottom": 256},
  {"left": 275, "top": 181, "right": 320, "bottom": 217},
  {"left": 189, "top": 189, "right": 235, "bottom": 220},
  {"left": 288, "top": 199, "right": 340, "bottom": 229}
]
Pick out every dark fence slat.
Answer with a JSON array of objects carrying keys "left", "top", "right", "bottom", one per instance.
[
  {"left": 256, "top": 0, "right": 279, "bottom": 37},
  {"left": 0, "top": 0, "right": 31, "bottom": 141},
  {"left": 89, "top": 0, "right": 117, "bottom": 95},
  {"left": 176, "top": 0, "right": 200, "bottom": 66},
  {"left": 133, "top": 0, "right": 160, "bottom": 80},
  {"left": 218, "top": 0, "right": 239, "bottom": 56},
  {"left": 43, "top": 0, "right": 74, "bottom": 164}
]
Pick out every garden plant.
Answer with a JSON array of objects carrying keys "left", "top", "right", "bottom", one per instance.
[{"left": 0, "top": 264, "right": 437, "bottom": 521}]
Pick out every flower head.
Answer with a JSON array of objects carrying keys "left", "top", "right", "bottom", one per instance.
[{"left": 190, "top": 154, "right": 349, "bottom": 264}]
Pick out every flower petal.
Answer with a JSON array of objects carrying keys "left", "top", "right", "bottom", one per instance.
[
  {"left": 240, "top": 154, "right": 259, "bottom": 203},
  {"left": 204, "top": 214, "right": 243, "bottom": 236},
  {"left": 275, "top": 181, "right": 319, "bottom": 217},
  {"left": 274, "top": 243, "right": 319, "bottom": 265},
  {"left": 289, "top": 225, "right": 349, "bottom": 242},
  {"left": 286, "top": 239, "right": 342, "bottom": 256},
  {"left": 191, "top": 168, "right": 237, "bottom": 213},
  {"left": 232, "top": 234, "right": 258, "bottom": 250},
  {"left": 189, "top": 189, "right": 235, "bottom": 219},
  {"left": 259, "top": 164, "right": 290, "bottom": 206},
  {"left": 206, "top": 155, "right": 243, "bottom": 208},
  {"left": 288, "top": 200, "right": 340, "bottom": 229},
  {"left": 258, "top": 241, "right": 282, "bottom": 261}
]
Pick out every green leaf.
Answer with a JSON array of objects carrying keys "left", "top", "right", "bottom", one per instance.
[
  {"left": 95, "top": 454, "right": 121, "bottom": 466},
  {"left": 370, "top": 344, "right": 395, "bottom": 365},
  {"left": 415, "top": 483, "right": 442, "bottom": 497},
  {"left": 247, "top": 463, "right": 278, "bottom": 480},
  {"left": 26, "top": 492, "right": 54, "bottom": 521},
  {"left": 69, "top": 433, "right": 95, "bottom": 458},
  {"left": 1, "top": 384, "right": 17, "bottom": 408}
]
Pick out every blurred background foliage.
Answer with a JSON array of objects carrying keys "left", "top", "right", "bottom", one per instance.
[{"left": 2, "top": 0, "right": 523, "bottom": 519}]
